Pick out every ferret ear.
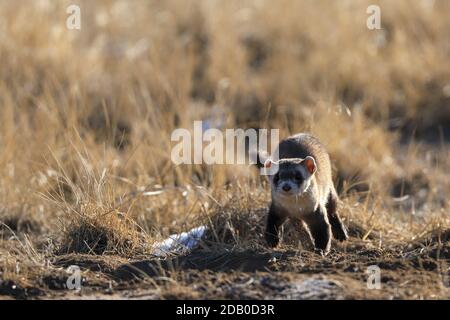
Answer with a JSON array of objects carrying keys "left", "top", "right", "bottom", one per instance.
[
  {"left": 303, "top": 156, "right": 317, "bottom": 174},
  {"left": 263, "top": 158, "right": 278, "bottom": 176},
  {"left": 264, "top": 158, "right": 273, "bottom": 168}
]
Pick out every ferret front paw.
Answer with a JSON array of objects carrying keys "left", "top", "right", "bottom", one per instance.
[
  {"left": 265, "top": 231, "right": 280, "bottom": 248},
  {"left": 313, "top": 248, "right": 329, "bottom": 256},
  {"left": 333, "top": 228, "right": 349, "bottom": 242}
]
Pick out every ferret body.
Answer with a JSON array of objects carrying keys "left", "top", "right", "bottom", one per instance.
[{"left": 260, "top": 133, "right": 348, "bottom": 254}]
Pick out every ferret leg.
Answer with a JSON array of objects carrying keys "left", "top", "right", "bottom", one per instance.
[
  {"left": 304, "top": 206, "right": 332, "bottom": 254},
  {"left": 326, "top": 189, "right": 348, "bottom": 242},
  {"left": 265, "top": 203, "right": 287, "bottom": 248}
]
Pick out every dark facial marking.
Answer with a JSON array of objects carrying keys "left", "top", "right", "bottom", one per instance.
[
  {"left": 273, "top": 172, "right": 280, "bottom": 185},
  {"left": 294, "top": 171, "right": 304, "bottom": 185},
  {"left": 273, "top": 168, "right": 304, "bottom": 187}
]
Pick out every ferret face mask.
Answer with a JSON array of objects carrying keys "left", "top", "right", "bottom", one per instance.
[{"left": 265, "top": 157, "right": 317, "bottom": 197}]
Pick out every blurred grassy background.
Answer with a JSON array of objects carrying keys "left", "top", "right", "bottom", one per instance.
[{"left": 0, "top": 0, "right": 449, "bottom": 288}]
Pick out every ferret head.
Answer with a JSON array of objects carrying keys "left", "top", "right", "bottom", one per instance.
[{"left": 264, "top": 157, "right": 317, "bottom": 197}]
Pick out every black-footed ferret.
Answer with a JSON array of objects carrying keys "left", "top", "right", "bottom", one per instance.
[{"left": 258, "top": 133, "right": 348, "bottom": 254}]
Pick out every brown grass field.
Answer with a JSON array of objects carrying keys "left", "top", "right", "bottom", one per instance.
[{"left": 0, "top": 0, "right": 449, "bottom": 299}]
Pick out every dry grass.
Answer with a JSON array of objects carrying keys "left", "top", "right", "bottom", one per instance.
[{"left": 0, "top": 0, "right": 449, "bottom": 299}]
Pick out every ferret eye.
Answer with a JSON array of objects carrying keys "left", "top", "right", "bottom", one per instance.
[
  {"left": 273, "top": 173, "right": 280, "bottom": 184},
  {"left": 295, "top": 173, "right": 303, "bottom": 182}
]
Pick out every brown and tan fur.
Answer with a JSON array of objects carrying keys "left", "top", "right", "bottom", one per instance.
[{"left": 259, "top": 133, "right": 348, "bottom": 254}]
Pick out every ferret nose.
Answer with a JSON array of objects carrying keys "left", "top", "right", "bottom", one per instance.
[{"left": 282, "top": 184, "right": 291, "bottom": 192}]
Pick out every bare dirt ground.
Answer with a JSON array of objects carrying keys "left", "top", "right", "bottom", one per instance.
[{"left": 1, "top": 213, "right": 448, "bottom": 300}]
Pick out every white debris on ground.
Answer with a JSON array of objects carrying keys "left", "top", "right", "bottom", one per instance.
[
  {"left": 282, "top": 278, "right": 345, "bottom": 300},
  {"left": 151, "top": 225, "right": 207, "bottom": 257}
]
